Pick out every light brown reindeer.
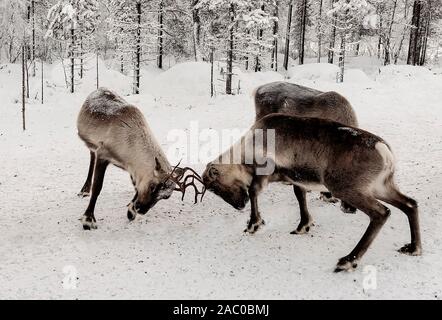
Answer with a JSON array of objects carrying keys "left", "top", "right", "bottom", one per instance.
[
  {"left": 203, "top": 114, "right": 421, "bottom": 272},
  {"left": 254, "top": 81, "right": 359, "bottom": 213},
  {"left": 77, "top": 88, "right": 203, "bottom": 230}
]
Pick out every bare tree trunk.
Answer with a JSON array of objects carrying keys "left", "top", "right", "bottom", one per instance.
[
  {"left": 31, "top": 0, "right": 36, "bottom": 77},
  {"left": 419, "top": 5, "right": 431, "bottom": 66},
  {"left": 80, "top": 35, "right": 83, "bottom": 79},
  {"left": 226, "top": 4, "right": 234, "bottom": 95},
  {"left": 25, "top": 48, "right": 29, "bottom": 99},
  {"left": 255, "top": 3, "right": 265, "bottom": 72},
  {"left": 70, "top": 23, "right": 75, "bottom": 93},
  {"left": 9, "top": 41, "right": 13, "bottom": 63},
  {"left": 245, "top": 28, "right": 250, "bottom": 70},
  {"left": 317, "top": 0, "right": 323, "bottom": 62},
  {"left": 41, "top": 58, "right": 44, "bottom": 104},
  {"left": 377, "top": 4, "right": 383, "bottom": 60},
  {"left": 299, "top": 0, "right": 307, "bottom": 65},
  {"left": 158, "top": 0, "right": 164, "bottom": 69},
  {"left": 192, "top": 0, "right": 202, "bottom": 61},
  {"left": 328, "top": 0, "right": 336, "bottom": 64},
  {"left": 355, "top": 27, "right": 361, "bottom": 56},
  {"left": 210, "top": 47, "right": 214, "bottom": 97},
  {"left": 283, "top": 1, "right": 293, "bottom": 70},
  {"left": 394, "top": 0, "right": 410, "bottom": 64},
  {"left": 120, "top": 28, "right": 124, "bottom": 73},
  {"left": 22, "top": 45, "right": 26, "bottom": 131},
  {"left": 407, "top": 0, "right": 422, "bottom": 65},
  {"left": 96, "top": 51, "right": 99, "bottom": 89},
  {"left": 271, "top": 1, "right": 279, "bottom": 70},
  {"left": 120, "top": 53, "right": 124, "bottom": 73},
  {"left": 134, "top": 1, "right": 141, "bottom": 94},
  {"left": 338, "top": 35, "right": 345, "bottom": 83},
  {"left": 384, "top": 0, "right": 398, "bottom": 65},
  {"left": 414, "top": 5, "right": 424, "bottom": 65}
]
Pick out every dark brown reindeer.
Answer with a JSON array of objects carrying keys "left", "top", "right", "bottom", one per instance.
[
  {"left": 202, "top": 114, "right": 421, "bottom": 272},
  {"left": 77, "top": 88, "right": 203, "bottom": 230},
  {"left": 253, "top": 81, "right": 359, "bottom": 213}
]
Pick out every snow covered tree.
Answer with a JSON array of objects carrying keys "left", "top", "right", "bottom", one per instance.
[
  {"left": 197, "top": 0, "right": 275, "bottom": 94},
  {"left": 108, "top": 0, "right": 167, "bottom": 93},
  {"left": 328, "top": 0, "right": 374, "bottom": 82},
  {"left": 242, "top": 2, "right": 276, "bottom": 72},
  {"left": 406, "top": 0, "right": 440, "bottom": 66},
  {"left": 46, "top": 0, "right": 100, "bottom": 93},
  {"left": 0, "top": 1, "right": 29, "bottom": 63}
]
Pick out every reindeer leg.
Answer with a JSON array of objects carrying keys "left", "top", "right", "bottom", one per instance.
[
  {"left": 320, "top": 192, "right": 339, "bottom": 203},
  {"left": 340, "top": 201, "right": 357, "bottom": 214},
  {"left": 81, "top": 157, "right": 109, "bottom": 230},
  {"left": 291, "top": 185, "right": 314, "bottom": 234},
  {"left": 244, "top": 178, "right": 265, "bottom": 234},
  {"left": 334, "top": 193, "right": 390, "bottom": 272},
  {"left": 377, "top": 187, "right": 422, "bottom": 256},
  {"left": 321, "top": 190, "right": 356, "bottom": 214},
  {"left": 78, "top": 151, "right": 95, "bottom": 197}
]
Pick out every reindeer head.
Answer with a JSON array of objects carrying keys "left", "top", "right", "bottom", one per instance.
[
  {"left": 202, "top": 162, "right": 252, "bottom": 210},
  {"left": 127, "top": 159, "right": 205, "bottom": 219}
]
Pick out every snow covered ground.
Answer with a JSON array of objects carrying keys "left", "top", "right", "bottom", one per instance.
[{"left": 0, "top": 59, "right": 441, "bottom": 299}]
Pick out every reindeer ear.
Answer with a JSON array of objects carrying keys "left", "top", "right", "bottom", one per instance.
[
  {"left": 153, "top": 157, "right": 162, "bottom": 177},
  {"left": 155, "top": 157, "right": 162, "bottom": 171}
]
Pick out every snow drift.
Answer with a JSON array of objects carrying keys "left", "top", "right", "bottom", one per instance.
[
  {"left": 149, "top": 62, "right": 212, "bottom": 98},
  {"left": 376, "top": 64, "right": 435, "bottom": 82},
  {"left": 288, "top": 63, "right": 340, "bottom": 82}
]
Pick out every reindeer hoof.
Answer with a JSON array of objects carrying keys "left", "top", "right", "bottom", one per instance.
[
  {"left": 244, "top": 219, "right": 265, "bottom": 234},
  {"left": 398, "top": 243, "right": 422, "bottom": 256},
  {"left": 334, "top": 256, "right": 358, "bottom": 272},
  {"left": 290, "top": 221, "right": 314, "bottom": 235},
  {"left": 81, "top": 216, "right": 97, "bottom": 230},
  {"left": 320, "top": 192, "right": 339, "bottom": 203},
  {"left": 340, "top": 202, "right": 357, "bottom": 214}
]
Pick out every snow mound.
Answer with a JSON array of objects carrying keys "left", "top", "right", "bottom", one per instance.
[
  {"left": 47, "top": 56, "right": 132, "bottom": 96},
  {"left": 0, "top": 64, "right": 23, "bottom": 103},
  {"left": 430, "top": 67, "right": 442, "bottom": 75},
  {"left": 141, "top": 65, "right": 165, "bottom": 91},
  {"left": 344, "top": 69, "right": 374, "bottom": 84},
  {"left": 239, "top": 70, "right": 284, "bottom": 94},
  {"left": 150, "top": 62, "right": 212, "bottom": 98},
  {"left": 376, "top": 65, "right": 434, "bottom": 81},
  {"left": 288, "top": 63, "right": 340, "bottom": 82},
  {"left": 81, "top": 57, "right": 131, "bottom": 95}
]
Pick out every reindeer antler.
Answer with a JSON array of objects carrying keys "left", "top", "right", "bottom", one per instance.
[{"left": 167, "top": 162, "right": 206, "bottom": 204}]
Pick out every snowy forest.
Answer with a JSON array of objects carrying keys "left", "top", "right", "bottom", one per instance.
[{"left": 1, "top": 0, "right": 441, "bottom": 99}]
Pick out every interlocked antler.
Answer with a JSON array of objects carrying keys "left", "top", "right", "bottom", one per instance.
[{"left": 167, "top": 161, "right": 206, "bottom": 204}]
